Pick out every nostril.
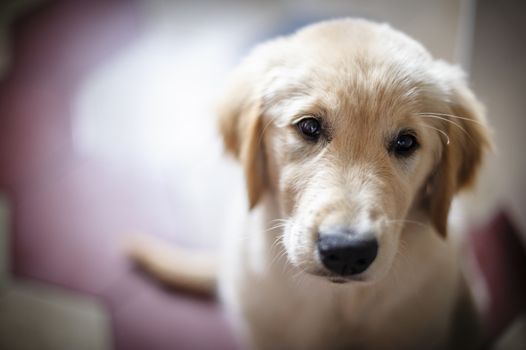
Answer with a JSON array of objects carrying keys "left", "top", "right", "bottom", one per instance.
[
  {"left": 356, "top": 258, "right": 367, "bottom": 266},
  {"left": 317, "top": 232, "right": 378, "bottom": 276}
]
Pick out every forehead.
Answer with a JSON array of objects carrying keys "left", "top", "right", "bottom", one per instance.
[{"left": 264, "top": 60, "right": 430, "bottom": 132}]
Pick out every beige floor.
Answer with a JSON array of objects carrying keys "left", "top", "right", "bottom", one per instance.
[{"left": 0, "top": 282, "right": 112, "bottom": 350}]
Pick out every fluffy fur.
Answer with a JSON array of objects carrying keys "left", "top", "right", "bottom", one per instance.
[{"left": 129, "top": 18, "right": 492, "bottom": 350}]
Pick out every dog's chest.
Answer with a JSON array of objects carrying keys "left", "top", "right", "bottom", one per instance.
[{"left": 234, "top": 270, "right": 450, "bottom": 350}]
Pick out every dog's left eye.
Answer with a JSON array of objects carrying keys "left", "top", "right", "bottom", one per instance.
[
  {"left": 296, "top": 117, "right": 322, "bottom": 141},
  {"left": 390, "top": 132, "right": 419, "bottom": 157}
]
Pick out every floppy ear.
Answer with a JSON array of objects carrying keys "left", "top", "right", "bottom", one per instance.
[
  {"left": 428, "top": 82, "right": 493, "bottom": 236},
  {"left": 217, "top": 69, "right": 266, "bottom": 209}
]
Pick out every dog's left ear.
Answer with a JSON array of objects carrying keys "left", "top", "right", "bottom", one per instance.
[
  {"left": 428, "top": 70, "right": 493, "bottom": 237},
  {"left": 217, "top": 65, "right": 266, "bottom": 209}
]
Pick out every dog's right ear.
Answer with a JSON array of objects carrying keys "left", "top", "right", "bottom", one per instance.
[{"left": 218, "top": 66, "right": 266, "bottom": 209}]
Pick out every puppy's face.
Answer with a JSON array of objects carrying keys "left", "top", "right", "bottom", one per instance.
[
  {"left": 219, "top": 19, "right": 491, "bottom": 283},
  {"left": 264, "top": 76, "right": 438, "bottom": 282}
]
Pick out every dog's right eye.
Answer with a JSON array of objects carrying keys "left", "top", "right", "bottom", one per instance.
[{"left": 296, "top": 117, "right": 322, "bottom": 141}]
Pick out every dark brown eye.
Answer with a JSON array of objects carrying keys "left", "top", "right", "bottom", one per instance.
[
  {"left": 297, "top": 117, "right": 321, "bottom": 141},
  {"left": 390, "top": 132, "right": 419, "bottom": 156}
]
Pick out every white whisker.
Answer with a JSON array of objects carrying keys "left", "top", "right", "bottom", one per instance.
[
  {"left": 264, "top": 223, "right": 288, "bottom": 233},
  {"left": 417, "top": 112, "right": 484, "bottom": 126},
  {"left": 417, "top": 114, "right": 465, "bottom": 131},
  {"left": 420, "top": 124, "right": 450, "bottom": 145}
]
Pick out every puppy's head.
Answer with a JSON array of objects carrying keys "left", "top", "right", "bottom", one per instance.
[{"left": 219, "top": 19, "right": 492, "bottom": 283}]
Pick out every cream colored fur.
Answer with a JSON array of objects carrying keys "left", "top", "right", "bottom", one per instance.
[{"left": 128, "top": 18, "right": 492, "bottom": 350}]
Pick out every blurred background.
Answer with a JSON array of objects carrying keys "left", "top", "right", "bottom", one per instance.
[{"left": 0, "top": 0, "right": 524, "bottom": 349}]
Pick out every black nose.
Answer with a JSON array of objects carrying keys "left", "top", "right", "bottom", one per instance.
[{"left": 317, "top": 232, "right": 378, "bottom": 276}]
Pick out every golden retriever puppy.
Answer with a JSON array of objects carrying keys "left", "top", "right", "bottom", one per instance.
[{"left": 129, "top": 18, "right": 492, "bottom": 350}]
